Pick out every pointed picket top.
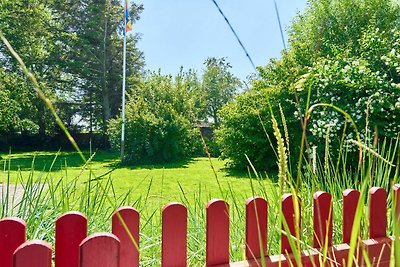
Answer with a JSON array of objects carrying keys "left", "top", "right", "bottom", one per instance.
[
  {"left": 206, "top": 199, "right": 230, "bottom": 266},
  {"left": 55, "top": 211, "right": 87, "bottom": 267},
  {"left": 162, "top": 202, "right": 187, "bottom": 267},
  {"left": 313, "top": 191, "right": 333, "bottom": 248},
  {"left": 245, "top": 197, "right": 268, "bottom": 260},
  {"left": 342, "top": 189, "right": 360, "bottom": 243},
  {"left": 80, "top": 233, "right": 120, "bottom": 267},
  {"left": 0, "top": 217, "right": 26, "bottom": 267},
  {"left": 281, "top": 194, "right": 301, "bottom": 254},
  {"left": 112, "top": 207, "right": 140, "bottom": 267},
  {"left": 369, "top": 187, "right": 387, "bottom": 238},
  {"left": 13, "top": 240, "right": 52, "bottom": 267}
]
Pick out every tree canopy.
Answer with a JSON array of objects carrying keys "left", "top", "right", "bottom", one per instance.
[
  {"left": 0, "top": 0, "right": 144, "bottom": 136},
  {"left": 201, "top": 57, "right": 242, "bottom": 126}
]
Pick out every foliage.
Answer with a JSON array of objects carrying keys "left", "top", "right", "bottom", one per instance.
[
  {"left": 215, "top": 86, "right": 298, "bottom": 170},
  {"left": 0, "top": 71, "right": 22, "bottom": 133},
  {"left": 0, "top": 0, "right": 144, "bottom": 136},
  {"left": 49, "top": 0, "right": 144, "bottom": 134},
  {"left": 200, "top": 57, "right": 242, "bottom": 126},
  {"left": 0, "top": 0, "right": 58, "bottom": 135},
  {"left": 301, "top": 54, "right": 399, "bottom": 153},
  {"left": 295, "top": 26, "right": 400, "bottom": 156},
  {"left": 108, "top": 71, "right": 202, "bottom": 164},
  {"left": 0, "top": 0, "right": 54, "bottom": 68},
  {"left": 217, "top": 0, "right": 400, "bottom": 170},
  {"left": 288, "top": 0, "right": 400, "bottom": 68},
  {"left": 0, "top": 69, "right": 39, "bottom": 134}
]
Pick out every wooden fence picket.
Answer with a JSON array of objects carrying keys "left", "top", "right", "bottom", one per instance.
[
  {"left": 362, "top": 186, "right": 390, "bottom": 266},
  {"left": 245, "top": 197, "right": 268, "bottom": 260},
  {"left": 13, "top": 240, "right": 52, "bottom": 267},
  {"left": 313, "top": 191, "right": 332, "bottom": 248},
  {"left": 79, "top": 233, "right": 120, "bottom": 267},
  {"left": 0, "top": 217, "right": 26, "bottom": 267},
  {"left": 112, "top": 207, "right": 140, "bottom": 267},
  {"left": 55, "top": 212, "right": 87, "bottom": 267},
  {"left": 281, "top": 194, "right": 301, "bottom": 254},
  {"left": 2, "top": 184, "right": 400, "bottom": 267},
  {"left": 161, "top": 203, "right": 187, "bottom": 267},
  {"left": 206, "top": 199, "right": 229, "bottom": 266},
  {"left": 342, "top": 189, "right": 360, "bottom": 243},
  {"left": 369, "top": 187, "right": 387, "bottom": 238}
]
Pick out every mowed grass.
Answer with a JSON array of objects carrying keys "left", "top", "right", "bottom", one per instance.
[
  {"left": 0, "top": 150, "right": 275, "bottom": 217},
  {"left": 0, "top": 150, "right": 279, "bottom": 265}
]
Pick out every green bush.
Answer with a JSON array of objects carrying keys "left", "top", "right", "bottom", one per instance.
[
  {"left": 216, "top": 31, "right": 400, "bottom": 170},
  {"left": 215, "top": 86, "right": 299, "bottom": 170},
  {"left": 295, "top": 27, "right": 399, "bottom": 158},
  {"left": 216, "top": 1, "right": 400, "bottom": 171},
  {"left": 301, "top": 59, "right": 399, "bottom": 151},
  {"left": 108, "top": 72, "right": 202, "bottom": 164}
]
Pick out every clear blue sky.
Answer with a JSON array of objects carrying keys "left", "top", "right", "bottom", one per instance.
[{"left": 133, "top": 0, "right": 307, "bottom": 81}]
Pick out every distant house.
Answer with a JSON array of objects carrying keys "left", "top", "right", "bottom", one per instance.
[{"left": 197, "top": 121, "right": 214, "bottom": 139}]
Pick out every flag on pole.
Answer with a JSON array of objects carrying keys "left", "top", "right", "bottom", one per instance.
[{"left": 125, "top": 0, "right": 132, "bottom": 33}]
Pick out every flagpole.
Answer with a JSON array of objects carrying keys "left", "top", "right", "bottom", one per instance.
[{"left": 121, "top": 7, "right": 127, "bottom": 161}]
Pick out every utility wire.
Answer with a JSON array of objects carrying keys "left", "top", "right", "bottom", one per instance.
[
  {"left": 211, "top": 0, "right": 258, "bottom": 73},
  {"left": 273, "top": 0, "right": 287, "bottom": 50}
]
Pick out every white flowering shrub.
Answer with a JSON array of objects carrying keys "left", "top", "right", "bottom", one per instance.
[
  {"left": 217, "top": 1, "right": 400, "bottom": 170},
  {"left": 300, "top": 27, "right": 400, "bottom": 151}
]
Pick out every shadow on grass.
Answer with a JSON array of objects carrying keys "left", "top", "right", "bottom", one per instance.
[
  {"left": 119, "top": 157, "right": 198, "bottom": 170},
  {"left": 0, "top": 150, "right": 119, "bottom": 172},
  {"left": 221, "top": 167, "right": 277, "bottom": 181},
  {"left": 0, "top": 150, "right": 199, "bottom": 172}
]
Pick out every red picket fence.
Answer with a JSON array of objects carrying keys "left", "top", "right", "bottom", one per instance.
[{"left": 0, "top": 185, "right": 399, "bottom": 267}]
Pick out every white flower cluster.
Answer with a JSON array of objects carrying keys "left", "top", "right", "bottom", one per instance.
[{"left": 305, "top": 51, "right": 399, "bottom": 148}]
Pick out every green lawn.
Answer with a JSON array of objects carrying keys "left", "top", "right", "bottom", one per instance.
[
  {"left": 0, "top": 150, "right": 274, "bottom": 207},
  {"left": 2, "top": 148, "right": 395, "bottom": 266},
  {"left": 0, "top": 150, "right": 278, "bottom": 265}
]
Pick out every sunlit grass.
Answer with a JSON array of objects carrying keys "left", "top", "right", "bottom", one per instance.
[
  {"left": 0, "top": 151, "right": 273, "bottom": 210},
  {"left": 0, "top": 150, "right": 278, "bottom": 265}
]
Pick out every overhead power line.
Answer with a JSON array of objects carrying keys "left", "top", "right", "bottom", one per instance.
[
  {"left": 273, "top": 0, "right": 287, "bottom": 50},
  {"left": 210, "top": 0, "right": 258, "bottom": 73}
]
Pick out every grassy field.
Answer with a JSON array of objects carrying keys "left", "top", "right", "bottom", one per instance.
[
  {"left": 0, "top": 150, "right": 279, "bottom": 265},
  {"left": 2, "top": 146, "right": 396, "bottom": 266},
  {"left": 0, "top": 150, "right": 275, "bottom": 209}
]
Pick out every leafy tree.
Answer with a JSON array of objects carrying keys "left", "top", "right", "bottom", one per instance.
[
  {"left": 0, "top": 0, "right": 59, "bottom": 135},
  {"left": 51, "top": 0, "right": 144, "bottom": 134},
  {"left": 108, "top": 71, "right": 202, "bottom": 164},
  {"left": 288, "top": 0, "right": 400, "bottom": 68},
  {"left": 0, "top": 71, "right": 21, "bottom": 133},
  {"left": 0, "top": 0, "right": 145, "bottom": 137},
  {"left": 177, "top": 67, "right": 205, "bottom": 122},
  {"left": 217, "top": 0, "right": 400, "bottom": 170},
  {"left": 201, "top": 57, "right": 242, "bottom": 126},
  {"left": 0, "top": 68, "right": 41, "bottom": 134}
]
